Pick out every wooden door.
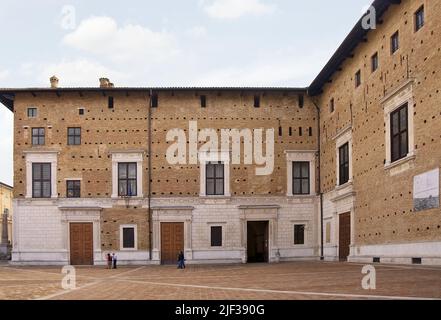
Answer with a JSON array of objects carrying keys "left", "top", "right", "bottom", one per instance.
[
  {"left": 70, "top": 223, "right": 93, "bottom": 265},
  {"left": 339, "top": 213, "right": 351, "bottom": 261},
  {"left": 161, "top": 222, "right": 184, "bottom": 265}
]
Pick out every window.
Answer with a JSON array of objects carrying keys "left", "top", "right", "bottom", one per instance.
[
  {"left": 254, "top": 95, "right": 260, "bottom": 108},
  {"left": 355, "top": 70, "right": 361, "bottom": 87},
  {"left": 390, "top": 103, "right": 409, "bottom": 162},
  {"left": 293, "top": 162, "right": 310, "bottom": 195},
  {"left": 108, "top": 96, "right": 114, "bottom": 109},
  {"left": 371, "top": 52, "right": 379, "bottom": 72},
  {"left": 299, "top": 127, "right": 303, "bottom": 136},
  {"left": 118, "top": 163, "right": 137, "bottom": 196},
  {"left": 308, "top": 127, "right": 313, "bottom": 137},
  {"left": 278, "top": 126, "right": 282, "bottom": 137},
  {"left": 151, "top": 94, "right": 158, "bottom": 108},
  {"left": 298, "top": 94, "right": 304, "bottom": 108},
  {"left": 79, "top": 108, "right": 85, "bottom": 115},
  {"left": 391, "top": 31, "right": 399, "bottom": 54},
  {"left": 31, "top": 128, "right": 45, "bottom": 145},
  {"left": 330, "top": 98, "right": 335, "bottom": 113},
  {"left": 210, "top": 226, "right": 222, "bottom": 247},
  {"left": 415, "top": 6, "right": 424, "bottom": 32},
  {"left": 289, "top": 127, "right": 292, "bottom": 136},
  {"left": 32, "top": 163, "right": 51, "bottom": 198},
  {"left": 200, "top": 95, "right": 207, "bottom": 108},
  {"left": 67, "top": 127, "right": 81, "bottom": 145},
  {"left": 66, "top": 180, "right": 81, "bottom": 198},
  {"left": 122, "top": 227, "right": 135, "bottom": 249},
  {"left": 339, "top": 143, "right": 350, "bottom": 185},
  {"left": 206, "top": 162, "right": 224, "bottom": 196},
  {"left": 27, "top": 107, "right": 37, "bottom": 118},
  {"left": 294, "top": 224, "right": 305, "bottom": 245}
]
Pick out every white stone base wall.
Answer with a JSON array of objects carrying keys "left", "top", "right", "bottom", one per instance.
[
  {"left": 12, "top": 196, "right": 320, "bottom": 265},
  {"left": 349, "top": 242, "right": 441, "bottom": 266}
]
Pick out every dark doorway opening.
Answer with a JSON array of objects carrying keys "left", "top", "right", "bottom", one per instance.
[
  {"left": 247, "top": 221, "right": 269, "bottom": 263},
  {"left": 339, "top": 212, "right": 351, "bottom": 262}
]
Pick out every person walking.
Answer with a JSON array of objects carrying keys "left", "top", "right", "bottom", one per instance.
[
  {"left": 112, "top": 252, "right": 117, "bottom": 269},
  {"left": 106, "top": 253, "right": 112, "bottom": 269},
  {"left": 177, "top": 251, "right": 185, "bottom": 269}
]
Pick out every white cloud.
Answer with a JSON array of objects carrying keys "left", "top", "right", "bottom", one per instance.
[
  {"left": 63, "top": 16, "right": 178, "bottom": 63},
  {"left": 201, "top": 0, "right": 276, "bottom": 19},
  {"left": 185, "top": 26, "right": 208, "bottom": 38},
  {"left": 20, "top": 59, "right": 125, "bottom": 87}
]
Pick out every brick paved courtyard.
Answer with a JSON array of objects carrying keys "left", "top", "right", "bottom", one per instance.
[{"left": 0, "top": 261, "right": 440, "bottom": 300}]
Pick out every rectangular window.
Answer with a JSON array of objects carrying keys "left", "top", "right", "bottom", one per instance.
[
  {"left": 339, "top": 143, "right": 350, "bottom": 185},
  {"left": 308, "top": 127, "right": 313, "bottom": 137},
  {"left": 67, "top": 127, "right": 81, "bottom": 145},
  {"left": 278, "top": 126, "right": 282, "bottom": 137},
  {"left": 254, "top": 95, "right": 260, "bottom": 108},
  {"left": 206, "top": 162, "right": 224, "bottom": 196},
  {"left": 330, "top": 98, "right": 335, "bottom": 113},
  {"left": 66, "top": 180, "right": 81, "bottom": 198},
  {"left": 32, "top": 128, "right": 45, "bottom": 145},
  {"left": 32, "top": 163, "right": 51, "bottom": 198},
  {"left": 298, "top": 94, "right": 304, "bottom": 108},
  {"left": 294, "top": 224, "right": 305, "bottom": 245},
  {"left": 391, "top": 31, "right": 399, "bottom": 54},
  {"left": 289, "top": 127, "right": 292, "bottom": 136},
  {"left": 293, "top": 162, "right": 310, "bottom": 195},
  {"left": 118, "top": 163, "right": 137, "bottom": 196},
  {"left": 390, "top": 103, "right": 409, "bottom": 162},
  {"left": 210, "top": 226, "right": 222, "bottom": 247},
  {"left": 151, "top": 93, "right": 158, "bottom": 108},
  {"left": 371, "top": 52, "right": 379, "bottom": 72},
  {"left": 79, "top": 108, "right": 85, "bottom": 115},
  {"left": 108, "top": 96, "right": 114, "bottom": 109},
  {"left": 27, "top": 107, "right": 37, "bottom": 118},
  {"left": 355, "top": 70, "right": 361, "bottom": 87},
  {"left": 415, "top": 6, "right": 424, "bottom": 32},
  {"left": 299, "top": 127, "right": 302, "bottom": 136},
  {"left": 122, "top": 227, "right": 135, "bottom": 249},
  {"left": 200, "top": 95, "right": 207, "bottom": 108}
]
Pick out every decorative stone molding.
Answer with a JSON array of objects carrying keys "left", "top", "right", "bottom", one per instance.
[{"left": 24, "top": 150, "right": 59, "bottom": 199}]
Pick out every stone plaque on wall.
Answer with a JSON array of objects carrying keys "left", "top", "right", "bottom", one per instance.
[{"left": 413, "top": 168, "right": 440, "bottom": 212}]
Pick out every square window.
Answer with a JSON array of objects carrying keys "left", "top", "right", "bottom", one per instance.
[
  {"left": 31, "top": 128, "right": 45, "bottom": 145},
  {"left": 67, "top": 127, "right": 81, "bottom": 145},
  {"left": 79, "top": 108, "right": 85, "bottom": 115},
  {"left": 66, "top": 180, "right": 81, "bottom": 198},
  {"left": 27, "top": 107, "right": 37, "bottom": 118}
]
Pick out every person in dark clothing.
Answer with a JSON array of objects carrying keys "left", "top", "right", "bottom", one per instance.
[
  {"left": 112, "top": 253, "right": 117, "bottom": 269},
  {"left": 177, "top": 251, "right": 185, "bottom": 269}
]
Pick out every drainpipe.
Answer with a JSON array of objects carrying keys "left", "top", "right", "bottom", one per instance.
[
  {"left": 148, "top": 89, "right": 153, "bottom": 260},
  {"left": 312, "top": 100, "right": 324, "bottom": 261}
]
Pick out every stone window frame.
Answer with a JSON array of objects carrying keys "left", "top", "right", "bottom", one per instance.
[
  {"left": 382, "top": 80, "right": 415, "bottom": 170},
  {"left": 111, "top": 151, "right": 144, "bottom": 199},
  {"left": 24, "top": 151, "right": 58, "bottom": 199},
  {"left": 208, "top": 223, "right": 225, "bottom": 248},
  {"left": 285, "top": 150, "right": 316, "bottom": 197},
  {"left": 199, "top": 150, "right": 231, "bottom": 197},
  {"left": 27, "top": 107, "right": 37, "bottom": 118},
  {"left": 119, "top": 224, "right": 138, "bottom": 251},
  {"left": 333, "top": 126, "right": 353, "bottom": 188},
  {"left": 291, "top": 220, "right": 309, "bottom": 247}
]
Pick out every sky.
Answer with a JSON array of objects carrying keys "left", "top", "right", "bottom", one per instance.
[{"left": 0, "top": 0, "right": 370, "bottom": 186}]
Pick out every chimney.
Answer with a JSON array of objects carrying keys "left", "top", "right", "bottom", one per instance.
[
  {"left": 108, "top": 82, "right": 114, "bottom": 88},
  {"left": 99, "top": 77, "right": 110, "bottom": 88},
  {"left": 50, "top": 76, "right": 59, "bottom": 88}
]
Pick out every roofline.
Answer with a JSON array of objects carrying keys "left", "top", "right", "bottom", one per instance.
[
  {"left": 308, "top": 0, "right": 401, "bottom": 96},
  {"left": 0, "top": 181, "right": 13, "bottom": 190},
  {"left": 0, "top": 87, "right": 308, "bottom": 112}
]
